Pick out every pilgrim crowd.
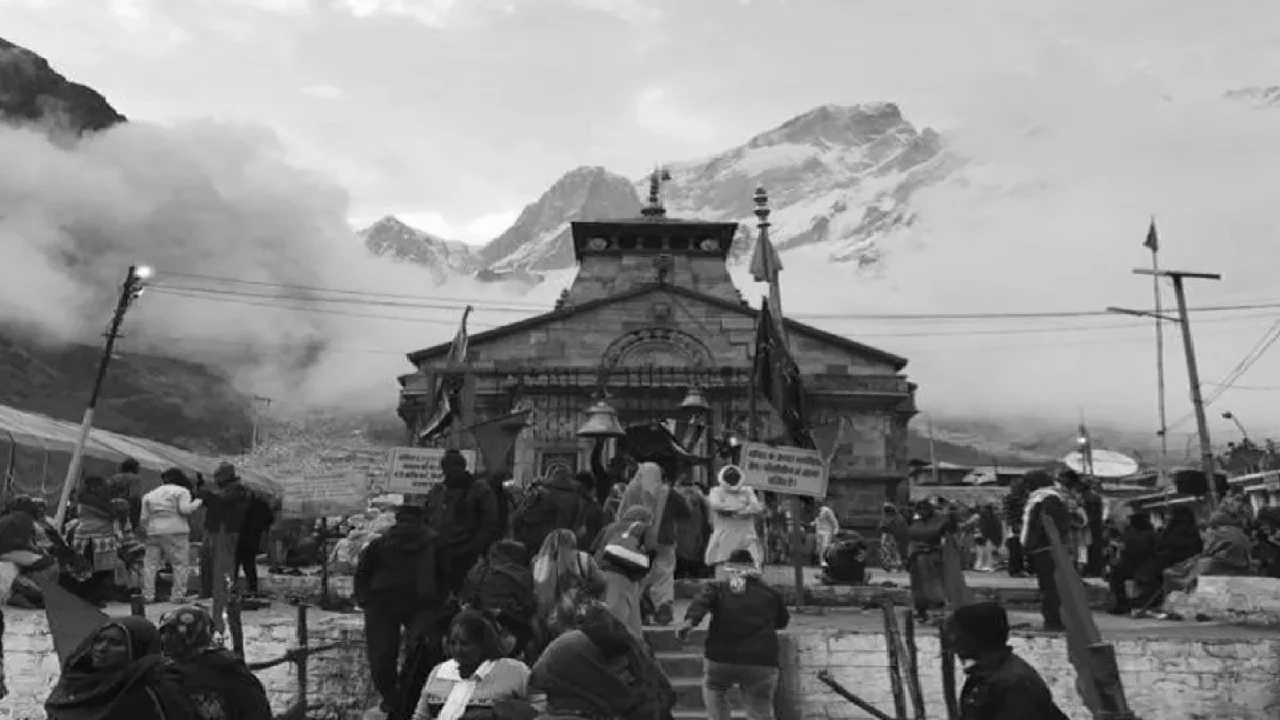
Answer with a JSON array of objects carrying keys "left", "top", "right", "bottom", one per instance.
[{"left": 0, "top": 450, "right": 1089, "bottom": 720}]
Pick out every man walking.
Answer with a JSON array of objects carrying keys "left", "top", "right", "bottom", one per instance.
[
  {"left": 424, "top": 449, "right": 499, "bottom": 596},
  {"left": 197, "top": 462, "right": 250, "bottom": 633}
]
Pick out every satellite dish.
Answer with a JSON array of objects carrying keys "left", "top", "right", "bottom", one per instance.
[{"left": 1061, "top": 449, "right": 1140, "bottom": 479}]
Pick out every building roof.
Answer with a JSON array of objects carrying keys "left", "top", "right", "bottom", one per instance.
[
  {"left": 570, "top": 218, "right": 740, "bottom": 263},
  {"left": 406, "top": 281, "right": 908, "bottom": 370}
]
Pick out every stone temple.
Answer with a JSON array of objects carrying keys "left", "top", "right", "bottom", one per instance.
[{"left": 395, "top": 183, "right": 918, "bottom": 534}]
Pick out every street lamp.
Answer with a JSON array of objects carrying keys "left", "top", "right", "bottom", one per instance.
[
  {"left": 1222, "top": 411, "right": 1249, "bottom": 442},
  {"left": 52, "top": 264, "right": 153, "bottom": 528}
]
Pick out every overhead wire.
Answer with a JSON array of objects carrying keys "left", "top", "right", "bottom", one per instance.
[
  {"left": 153, "top": 269, "right": 1280, "bottom": 322},
  {"left": 1165, "top": 319, "right": 1280, "bottom": 431}
]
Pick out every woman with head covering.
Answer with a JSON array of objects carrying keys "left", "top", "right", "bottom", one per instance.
[
  {"left": 531, "top": 529, "right": 606, "bottom": 647},
  {"left": 158, "top": 606, "right": 272, "bottom": 720},
  {"left": 539, "top": 599, "right": 675, "bottom": 720},
  {"left": 69, "top": 476, "right": 129, "bottom": 606},
  {"left": 410, "top": 609, "right": 533, "bottom": 720},
  {"left": 591, "top": 505, "right": 654, "bottom": 636},
  {"left": 616, "top": 462, "right": 689, "bottom": 626},
  {"left": 46, "top": 616, "right": 196, "bottom": 720},
  {"left": 906, "top": 499, "right": 949, "bottom": 621},
  {"left": 877, "top": 503, "right": 908, "bottom": 572}
]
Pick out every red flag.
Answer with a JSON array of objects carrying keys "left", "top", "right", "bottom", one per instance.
[{"left": 1143, "top": 219, "right": 1159, "bottom": 252}]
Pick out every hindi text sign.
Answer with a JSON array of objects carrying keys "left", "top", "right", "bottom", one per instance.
[
  {"left": 740, "top": 442, "right": 829, "bottom": 498},
  {"left": 282, "top": 471, "right": 369, "bottom": 519},
  {"left": 387, "top": 447, "right": 477, "bottom": 494}
]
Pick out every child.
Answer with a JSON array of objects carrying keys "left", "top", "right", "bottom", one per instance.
[{"left": 676, "top": 549, "right": 789, "bottom": 720}]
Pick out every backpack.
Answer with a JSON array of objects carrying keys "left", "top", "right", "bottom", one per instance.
[{"left": 513, "top": 484, "right": 583, "bottom": 554}]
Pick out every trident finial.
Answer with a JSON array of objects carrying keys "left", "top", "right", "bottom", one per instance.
[
  {"left": 753, "top": 186, "right": 771, "bottom": 227},
  {"left": 642, "top": 166, "right": 672, "bottom": 218}
]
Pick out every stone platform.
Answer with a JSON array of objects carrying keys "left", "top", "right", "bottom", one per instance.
[
  {"left": 1164, "top": 575, "right": 1280, "bottom": 626},
  {"left": 2, "top": 599, "right": 1277, "bottom": 719},
  {"left": 258, "top": 565, "right": 1112, "bottom": 609}
]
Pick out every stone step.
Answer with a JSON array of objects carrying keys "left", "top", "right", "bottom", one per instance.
[
  {"left": 644, "top": 626, "right": 706, "bottom": 653},
  {"left": 673, "top": 711, "right": 746, "bottom": 720},
  {"left": 655, "top": 651, "right": 704, "bottom": 678}
]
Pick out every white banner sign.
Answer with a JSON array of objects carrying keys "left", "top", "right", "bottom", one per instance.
[
  {"left": 386, "top": 447, "right": 476, "bottom": 494},
  {"left": 282, "top": 471, "right": 370, "bottom": 519},
  {"left": 739, "top": 442, "right": 829, "bottom": 498}
]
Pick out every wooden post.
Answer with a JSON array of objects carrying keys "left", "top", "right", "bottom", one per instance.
[
  {"left": 790, "top": 496, "right": 806, "bottom": 608},
  {"left": 881, "top": 602, "right": 908, "bottom": 719},
  {"left": 295, "top": 603, "right": 310, "bottom": 712},
  {"left": 901, "top": 608, "right": 926, "bottom": 720}
]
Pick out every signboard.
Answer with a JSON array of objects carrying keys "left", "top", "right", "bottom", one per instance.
[
  {"left": 739, "top": 442, "right": 830, "bottom": 498},
  {"left": 282, "top": 471, "right": 369, "bottom": 519},
  {"left": 386, "top": 447, "right": 477, "bottom": 494}
]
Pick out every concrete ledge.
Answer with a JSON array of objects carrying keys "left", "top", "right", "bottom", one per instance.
[{"left": 1164, "top": 575, "right": 1280, "bottom": 626}]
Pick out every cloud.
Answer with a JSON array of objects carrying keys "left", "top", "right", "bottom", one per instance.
[
  {"left": 372, "top": 209, "right": 518, "bottom": 244},
  {"left": 570, "top": 0, "right": 662, "bottom": 23},
  {"left": 0, "top": 118, "right": 558, "bottom": 414},
  {"left": 300, "top": 84, "right": 343, "bottom": 100},
  {"left": 633, "top": 86, "right": 717, "bottom": 145},
  {"left": 335, "top": 0, "right": 463, "bottom": 25}
]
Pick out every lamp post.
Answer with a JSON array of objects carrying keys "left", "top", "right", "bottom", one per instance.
[
  {"left": 1222, "top": 411, "right": 1249, "bottom": 442},
  {"left": 53, "top": 264, "right": 152, "bottom": 528}
]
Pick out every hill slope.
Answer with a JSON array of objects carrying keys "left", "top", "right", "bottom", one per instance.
[{"left": 0, "top": 36, "right": 252, "bottom": 453}]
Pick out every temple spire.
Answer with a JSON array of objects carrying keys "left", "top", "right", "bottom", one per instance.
[{"left": 641, "top": 166, "right": 672, "bottom": 218}]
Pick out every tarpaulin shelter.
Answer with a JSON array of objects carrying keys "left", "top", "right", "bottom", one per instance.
[{"left": 0, "top": 404, "right": 282, "bottom": 507}]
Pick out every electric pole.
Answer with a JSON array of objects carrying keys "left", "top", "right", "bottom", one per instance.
[
  {"left": 251, "top": 396, "right": 273, "bottom": 451},
  {"left": 53, "top": 264, "right": 153, "bottom": 528},
  {"left": 1109, "top": 267, "right": 1221, "bottom": 509}
]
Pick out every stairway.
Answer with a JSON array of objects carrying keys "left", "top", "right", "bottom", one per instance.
[{"left": 645, "top": 625, "right": 748, "bottom": 720}]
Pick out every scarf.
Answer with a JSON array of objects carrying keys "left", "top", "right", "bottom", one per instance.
[
  {"left": 46, "top": 617, "right": 168, "bottom": 720},
  {"left": 723, "top": 564, "right": 760, "bottom": 594},
  {"left": 710, "top": 466, "right": 758, "bottom": 515},
  {"left": 1019, "top": 486, "right": 1086, "bottom": 546},
  {"left": 435, "top": 659, "right": 497, "bottom": 720}
]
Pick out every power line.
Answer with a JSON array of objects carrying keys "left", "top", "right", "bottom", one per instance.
[
  {"left": 154, "top": 269, "right": 1280, "bottom": 322},
  {"left": 1166, "top": 320, "right": 1280, "bottom": 430},
  {"left": 150, "top": 288, "right": 502, "bottom": 329}
]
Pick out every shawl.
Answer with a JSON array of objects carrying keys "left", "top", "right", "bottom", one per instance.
[
  {"left": 707, "top": 466, "right": 760, "bottom": 516},
  {"left": 1019, "top": 486, "right": 1087, "bottom": 547},
  {"left": 617, "top": 463, "right": 669, "bottom": 547},
  {"left": 531, "top": 630, "right": 637, "bottom": 720},
  {"left": 46, "top": 617, "right": 179, "bottom": 720}
]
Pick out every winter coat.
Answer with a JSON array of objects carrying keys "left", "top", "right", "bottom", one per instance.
[
  {"left": 140, "top": 484, "right": 202, "bottom": 537},
  {"left": 353, "top": 518, "right": 439, "bottom": 606}
]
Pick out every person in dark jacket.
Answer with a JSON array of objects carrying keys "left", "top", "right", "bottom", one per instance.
[
  {"left": 1107, "top": 512, "right": 1155, "bottom": 615},
  {"left": 1081, "top": 482, "right": 1105, "bottom": 577},
  {"left": 234, "top": 491, "right": 274, "bottom": 597},
  {"left": 487, "top": 470, "right": 513, "bottom": 540},
  {"left": 109, "top": 457, "right": 145, "bottom": 532},
  {"left": 1001, "top": 477, "right": 1029, "bottom": 577},
  {"left": 197, "top": 463, "right": 251, "bottom": 633},
  {"left": 1018, "top": 471, "right": 1079, "bottom": 632},
  {"left": 458, "top": 539, "right": 536, "bottom": 656},
  {"left": 354, "top": 504, "right": 440, "bottom": 718},
  {"left": 512, "top": 468, "right": 587, "bottom": 557},
  {"left": 906, "top": 500, "right": 949, "bottom": 621},
  {"left": 947, "top": 602, "right": 1069, "bottom": 720},
  {"left": 676, "top": 549, "right": 790, "bottom": 720},
  {"left": 425, "top": 449, "right": 500, "bottom": 597},
  {"left": 1134, "top": 505, "right": 1203, "bottom": 610}
]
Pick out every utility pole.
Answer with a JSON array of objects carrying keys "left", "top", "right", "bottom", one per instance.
[
  {"left": 53, "top": 265, "right": 152, "bottom": 528},
  {"left": 1109, "top": 267, "right": 1221, "bottom": 509},
  {"left": 251, "top": 396, "right": 273, "bottom": 451}
]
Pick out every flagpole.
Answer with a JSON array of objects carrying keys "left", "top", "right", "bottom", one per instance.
[{"left": 1149, "top": 220, "right": 1170, "bottom": 488}]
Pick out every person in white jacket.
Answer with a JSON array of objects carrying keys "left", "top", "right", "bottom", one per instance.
[
  {"left": 704, "top": 465, "right": 764, "bottom": 579},
  {"left": 139, "top": 468, "right": 203, "bottom": 603}
]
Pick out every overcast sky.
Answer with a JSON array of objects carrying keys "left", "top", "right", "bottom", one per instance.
[{"left": 6, "top": 0, "right": 1275, "bottom": 243}]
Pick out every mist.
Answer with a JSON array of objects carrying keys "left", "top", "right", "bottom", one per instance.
[
  {"left": 0, "top": 119, "right": 558, "bottom": 415},
  {"left": 752, "top": 46, "right": 1280, "bottom": 444}
]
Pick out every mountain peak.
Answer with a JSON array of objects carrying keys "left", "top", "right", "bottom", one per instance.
[
  {"left": 0, "top": 36, "right": 125, "bottom": 133},
  {"left": 360, "top": 215, "right": 479, "bottom": 280},
  {"left": 748, "top": 102, "right": 909, "bottom": 149}
]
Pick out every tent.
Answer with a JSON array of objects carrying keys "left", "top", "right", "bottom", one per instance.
[{"left": 0, "top": 403, "right": 281, "bottom": 507}]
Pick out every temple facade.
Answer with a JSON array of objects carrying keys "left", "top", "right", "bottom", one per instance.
[{"left": 396, "top": 182, "right": 917, "bottom": 530}]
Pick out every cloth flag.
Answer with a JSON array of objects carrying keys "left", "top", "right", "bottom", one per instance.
[
  {"left": 752, "top": 301, "right": 813, "bottom": 449},
  {"left": 1143, "top": 218, "right": 1159, "bottom": 252},
  {"left": 749, "top": 218, "right": 786, "bottom": 339},
  {"left": 419, "top": 306, "right": 473, "bottom": 442}
]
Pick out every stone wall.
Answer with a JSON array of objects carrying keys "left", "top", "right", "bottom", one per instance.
[
  {"left": 0, "top": 607, "right": 375, "bottom": 720},
  {"left": 783, "top": 627, "right": 1280, "bottom": 720},
  {"left": 1164, "top": 575, "right": 1280, "bottom": 626}
]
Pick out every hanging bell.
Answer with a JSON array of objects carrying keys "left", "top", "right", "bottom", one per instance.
[
  {"left": 679, "top": 387, "right": 711, "bottom": 417},
  {"left": 577, "top": 399, "right": 626, "bottom": 439}
]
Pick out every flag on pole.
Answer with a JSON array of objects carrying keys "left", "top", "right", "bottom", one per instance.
[
  {"left": 1143, "top": 218, "right": 1159, "bottom": 252},
  {"left": 749, "top": 218, "right": 787, "bottom": 339},
  {"left": 419, "top": 306, "right": 473, "bottom": 442},
  {"left": 752, "top": 301, "right": 813, "bottom": 448}
]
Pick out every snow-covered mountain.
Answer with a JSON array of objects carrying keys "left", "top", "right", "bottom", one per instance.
[
  {"left": 360, "top": 215, "right": 481, "bottom": 282},
  {"left": 364, "top": 103, "right": 956, "bottom": 278}
]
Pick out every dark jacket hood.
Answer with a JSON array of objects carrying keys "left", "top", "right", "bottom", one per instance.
[
  {"left": 543, "top": 473, "right": 579, "bottom": 495},
  {"left": 489, "top": 539, "right": 528, "bottom": 567}
]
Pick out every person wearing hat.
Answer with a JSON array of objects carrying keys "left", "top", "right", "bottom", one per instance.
[
  {"left": 355, "top": 503, "right": 440, "bottom": 718},
  {"left": 196, "top": 462, "right": 250, "bottom": 634},
  {"left": 676, "top": 549, "right": 789, "bottom": 720},
  {"left": 945, "top": 602, "right": 1068, "bottom": 719}
]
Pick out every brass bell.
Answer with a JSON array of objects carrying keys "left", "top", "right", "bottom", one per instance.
[
  {"left": 679, "top": 387, "right": 711, "bottom": 416},
  {"left": 577, "top": 399, "right": 626, "bottom": 439}
]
